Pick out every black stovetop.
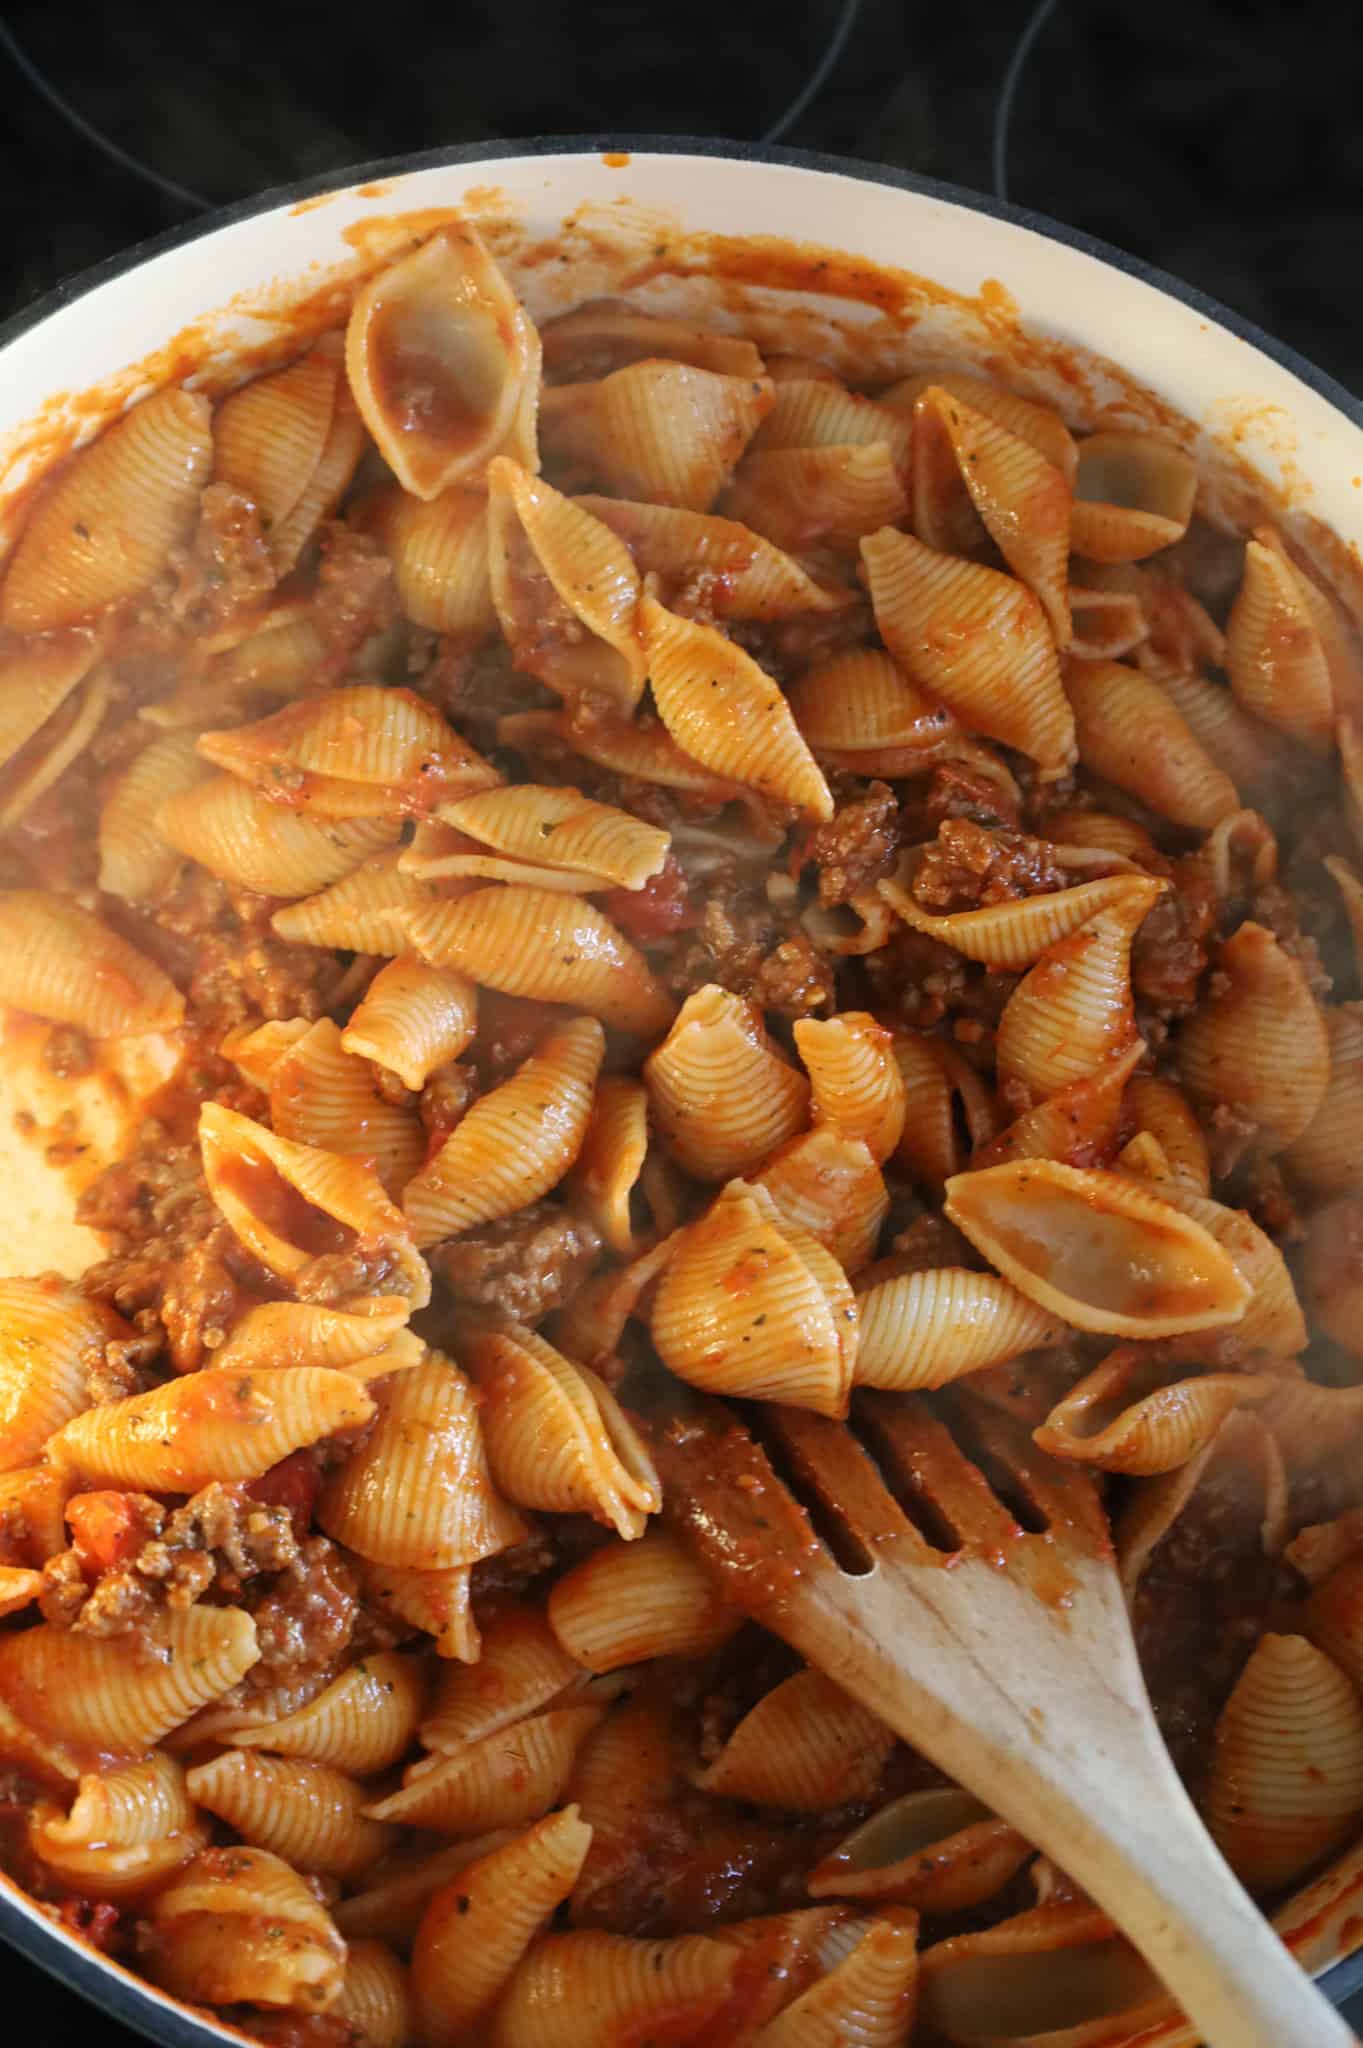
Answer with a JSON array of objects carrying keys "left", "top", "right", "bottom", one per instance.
[{"left": 0, "top": 0, "right": 1361, "bottom": 2038}]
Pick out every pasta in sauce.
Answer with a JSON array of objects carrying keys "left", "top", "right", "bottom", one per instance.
[{"left": 0, "top": 216, "right": 1362, "bottom": 2045}]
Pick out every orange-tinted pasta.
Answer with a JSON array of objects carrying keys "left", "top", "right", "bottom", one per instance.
[{"left": 0, "top": 212, "right": 1360, "bottom": 2048}]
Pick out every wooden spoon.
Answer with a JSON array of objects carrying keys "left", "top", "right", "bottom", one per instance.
[{"left": 652, "top": 1388, "right": 1359, "bottom": 2048}]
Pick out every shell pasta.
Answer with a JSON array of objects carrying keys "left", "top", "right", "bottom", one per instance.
[{"left": 2, "top": 210, "right": 1363, "bottom": 2048}]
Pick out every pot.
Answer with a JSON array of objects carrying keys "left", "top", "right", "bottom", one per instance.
[{"left": 1, "top": 137, "right": 1361, "bottom": 2043}]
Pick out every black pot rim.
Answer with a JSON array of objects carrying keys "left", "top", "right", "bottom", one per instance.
[{"left": 0, "top": 130, "right": 1361, "bottom": 2036}]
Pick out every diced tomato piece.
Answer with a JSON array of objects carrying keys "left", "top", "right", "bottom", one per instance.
[
  {"left": 65, "top": 1492, "right": 156, "bottom": 1576},
  {"left": 247, "top": 1450, "right": 320, "bottom": 1537},
  {"left": 603, "top": 854, "right": 696, "bottom": 943}
]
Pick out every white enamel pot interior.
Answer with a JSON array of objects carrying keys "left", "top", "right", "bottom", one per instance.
[{"left": 1, "top": 138, "right": 1362, "bottom": 2044}]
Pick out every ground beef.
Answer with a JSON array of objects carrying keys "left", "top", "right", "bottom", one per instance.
[
  {"left": 166, "top": 484, "right": 275, "bottom": 635},
  {"left": 291, "top": 1244, "right": 408, "bottom": 1306},
  {"left": 312, "top": 522, "right": 397, "bottom": 672},
  {"left": 1132, "top": 856, "right": 1218, "bottom": 1021},
  {"left": 41, "top": 1484, "right": 302, "bottom": 1637},
  {"left": 245, "top": 1536, "right": 358, "bottom": 1682},
  {"left": 730, "top": 599, "right": 871, "bottom": 685},
  {"left": 41, "top": 1025, "right": 95, "bottom": 1079},
  {"left": 417, "top": 634, "right": 557, "bottom": 759},
  {"left": 862, "top": 926, "right": 1018, "bottom": 1037},
  {"left": 433, "top": 1200, "right": 604, "bottom": 1325},
  {"left": 909, "top": 817, "right": 1068, "bottom": 915},
  {"left": 79, "top": 1135, "right": 254, "bottom": 1374},
  {"left": 661, "top": 868, "right": 836, "bottom": 1016},
  {"left": 1251, "top": 882, "right": 1333, "bottom": 1003},
  {"left": 469, "top": 1530, "right": 558, "bottom": 1605},
  {"left": 801, "top": 782, "right": 900, "bottom": 908},
  {"left": 920, "top": 757, "right": 1025, "bottom": 834}
]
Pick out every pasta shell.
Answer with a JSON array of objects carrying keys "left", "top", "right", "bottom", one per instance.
[
  {"left": 26, "top": 1795, "right": 207, "bottom": 1901},
  {"left": 160, "top": 772, "right": 399, "bottom": 895},
  {"left": 359, "top": 483, "right": 494, "bottom": 634},
  {"left": 861, "top": 528, "right": 1075, "bottom": 777},
  {"left": 336, "top": 1941, "right": 412, "bottom": 2048},
  {"left": 1070, "top": 431, "right": 1198, "bottom": 562},
  {"left": 144, "top": 1845, "right": 346, "bottom": 2014},
  {"left": 881, "top": 872, "right": 1155, "bottom": 973},
  {"left": 345, "top": 221, "right": 540, "bottom": 499},
  {"left": 0, "top": 1605, "right": 258, "bottom": 1755},
  {"left": 854, "top": 1269, "right": 1066, "bottom": 1391},
  {"left": 1, "top": 389, "right": 213, "bottom": 631},
  {"left": 220, "top": 1015, "right": 311, "bottom": 1088},
  {"left": 752, "top": 1126, "right": 888, "bottom": 1276},
  {"left": 1178, "top": 921, "right": 1329, "bottom": 1152},
  {"left": 499, "top": 705, "right": 747, "bottom": 807},
  {"left": 198, "top": 684, "right": 498, "bottom": 820},
  {"left": 186, "top": 1752, "right": 393, "bottom": 1879},
  {"left": 918, "top": 1901, "right": 1163, "bottom": 2047},
  {"left": 1225, "top": 538, "right": 1334, "bottom": 749},
  {"left": 488, "top": 1929, "right": 741, "bottom": 2048},
  {"left": 402, "top": 1014, "right": 603, "bottom": 1244},
  {"left": 0, "top": 890, "right": 184, "bottom": 1036},
  {"left": 98, "top": 732, "right": 213, "bottom": 903},
  {"left": 1284, "top": 1509, "right": 1363, "bottom": 1590},
  {"left": 38, "top": 1753, "right": 193, "bottom": 1852},
  {"left": 420, "top": 1608, "right": 584, "bottom": 1752},
  {"left": 1123, "top": 1077, "right": 1210, "bottom": 1193},
  {"left": 541, "top": 305, "right": 764, "bottom": 382},
  {"left": 996, "top": 879, "right": 1165, "bottom": 1101},
  {"left": 411, "top": 1807, "right": 593, "bottom": 2046},
  {"left": 1116, "top": 1131, "right": 1171, "bottom": 1179},
  {"left": 267, "top": 1017, "right": 423, "bottom": 1197},
  {"left": 0, "top": 660, "right": 111, "bottom": 833},
  {"left": 879, "top": 371, "right": 1078, "bottom": 482},
  {"left": 336, "top": 1836, "right": 517, "bottom": 1944},
  {"left": 693, "top": 1668, "right": 893, "bottom": 1811},
  {"left": 0, "top": 1569, "right": 41, "bottom": 1619},
  {"left": 549, "top": 1229, "right": 680, "bottom": 1368},
  {"left": 340, "top": 955, "right": 478, "bottom": 1092},
  {"left": 1205, "top": 1633, "right": 1363, "bottom": 1893},
  {"left": 754, "top": 376, "right": 914, "bottom": 464},
  {"left": 199, "top": 1103, "right": 430, "bottom": 1305},
  {"left": 399, "top": 823, "right": 602, "bottom": 893},
  {"left": 795, "top": 1011, "right": 906, "bottom": 1163},
  {"left": 548, "top": 1527, "right": 738, "bottom": 1672},
  {"left": 366, "top": 1704, "right": 601, "bottom": 1832},
  {"left": 468, "top": 1325, "right": 659, "bottom": 1538},
  {"left": 317, "top": 1351, "right": 526, "bottom": 1569},
  {"left": 891, "top": 1034, "right": 998, "bottom": 1191},
  {"left": 1259, "top": 529, "right": 1363, "bottom": 721},
  {"left": 1034, "top": 1347, "right": 1277, "bottom": 1475},
  {"left": 1157, "top": 664, "right": 1280, "bottom": 797},
  {"left": 539, "top": 360, "right": 772, "bottom": 510},
  {"left": 49, "top": 1366, "right": 373, "bottom": 1491},
  {"left": 1300, "top": 1193, "right": 1363, "bottom": 1360},
  {"left": 229, "top": 1650, "right": 425, "bottom": 1773},
  {"left": 752, "top": 1910, "right": 920, "bottom": 2048},
  {"left": 0, "top": 1279, "right": 124, "bottom": 1473},
  {"left": 487, "top": 458, "right": 647, "bottom": 712},
  {"left": 268, "top": 384, "right": 368, "bottom": 576},
  {"left": 787, "top": 649, "right": 958, "bottom": 763},
  {"left": 646, "top": 984, "right": 810, "bottom": 1181},
  {"left": 271, "top": 849, "right": 435, "bottom": 952},
  {"left": 0, "top": 629, "right": 103, "bottom": 771},
  {"left": 568, "top": 1075, "right": 650, "bottom": 1254},
  {"left": 141, "top": 601, "right": 327, "bottom": 733},
  {"left": 1147, "top": 1179, "right": 1307, "bottom": 1363},
  {"left": 945, "top": 1160, "right": 1251, "bottom": 1338},
  {"left": 356, "top": 1560, "right": 478, "bottom": 1663},
  {"left": 651, "top": 1181, "right": 858, "bottom": 1414},
  {"left": 210, "top": 1298, "right": 411, "bottom": 1375},
  {"left": 407, "top": 886, "right": 674, "bottom": 1037},
  {"left": 1068, "top": 583, "right": 1146, "bottom": 662},
  {"left": 1305, "top": 1553, "right": 1363, "bottom": 1693},
  {"left": 0, "top": 1465, "right": 71, "bottom": 1565},
  {"left": 1064, "top": 657, "right": 1240, "bottom": 829},
  {"left": 576, "top": 495, "right": 846, "bottom": 619},
  {"left": 1117, "top": 1408, "right": 1286, "bottom": 1601},
  {"left": 975, "top": 1040, "right": 1145, "bottom": 1174},
  {"left": 214, "top": 351, "right": 337, "bottom": 530},
  {"left": 723, "top": 444, "right": 910, "bottom": 552},
  {"left": 640, "top": 595, "right": 832, "bottom": 820},
  {"left": 1044, "top": 807, "right": 1161, "bottom": 866},
  {"left": 1281, "top": 1006, "right": 1363, "bottom": 1198},
  {"left": 810, "top": 1789, "right": 1031, "bottom": 1914},
  {"left": 440, "top": 782, "right": 668, "bottom": 890},
  {"left": 916, "top": 386, "right": 1072, "bottom": 645}
]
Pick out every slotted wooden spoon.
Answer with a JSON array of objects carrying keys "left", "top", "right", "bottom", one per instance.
[{"left": 652, "top": 1388, "right": 1359, "bottom": 2048}]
